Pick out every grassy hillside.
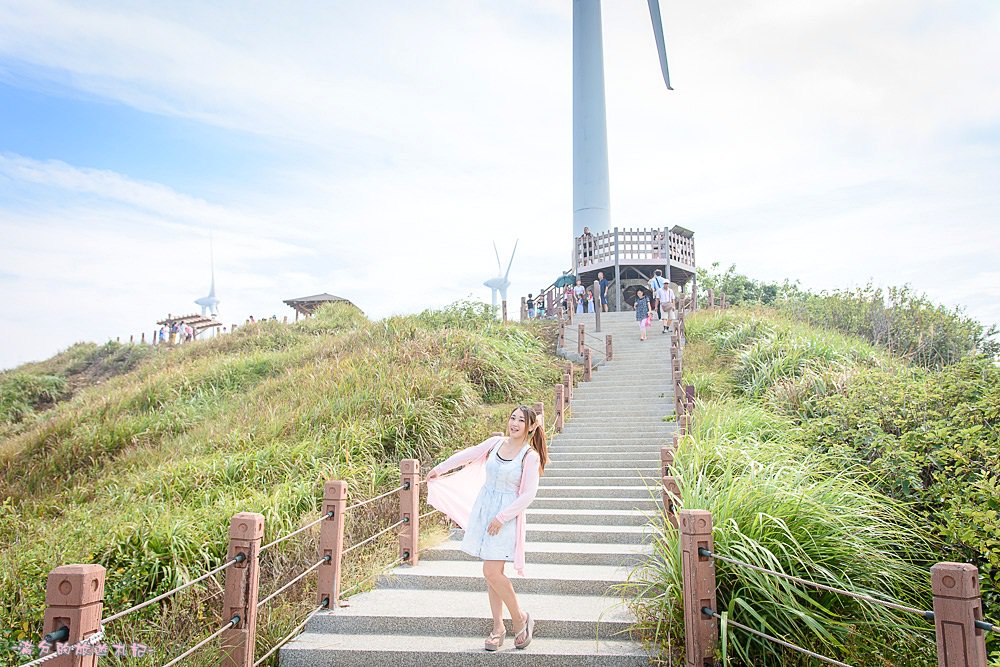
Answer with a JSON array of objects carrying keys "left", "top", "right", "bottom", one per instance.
[
  {"left": 0, "top": 302, "right": 562, "bottom": 666},
  {"left": 632, "top": 307, "right": 998, "bottom": 666}
]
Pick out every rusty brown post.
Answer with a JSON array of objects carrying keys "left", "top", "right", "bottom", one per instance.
[
  {"left": 546, "top": 291, "right": 554, "bottom": 318},
  {"left": 721, "top": 293, "right": 728, "bottom": 309},
  {"left": 686, "top": 385, "right": 696, "bottom": 414},
  {"left": 42, "top": 564, "right": 105, "bottom": 667},
  {"left": 558, "top": 321, "right": 566, "bottom": 349},
  {"left": 593, "top": 280, "right": 602, "bottom": 332},
  {"left": 555, "top": 384, "right": 564, "bottom": 432},
  {"left": 140, "top": 332, "right": 145, "bottom": 344},
  {"left": 931, "top": 563, "right": 988, "bottom": 667},
  {"left": 399, "top": 459, "right": 420, "bottom": 565},
  {"left": 567, "top": 293, "right": 574, "bottom": 323},
  {"left": 606, "top": 335, "right": 613, "bottom": 361},
  {"left": 531, "top": 402, "right": 545, "bottom": 431},
  {"left": 583, "top": 349, "right": 592, "bottom": 381},
  {"left": 520, "top": 297, "right": 528, "bottom": 321},
  {"left": 317, "top": 480, "right": 347, "bottom": 606},
  {"left": 115, "top": 337, "right": 119, "bottom": 343},
  {"left": 662, "top": 476, "right": 681, "bottom": 529},
  {"left": 221, "top": 512, "right": 264, "bottom": 667},
  {"left": 680, "top": 510, "right": 717, "bottom": 667},
  {"left": 502, "top": 300, "right": 508, "bottom": 323},
  {"left": 679, "top": 413, "right": 691, "bottom": 437},
  {"left": 660, "top": 446, "right": 675, "bottom": 477},
  {"left": 565, "top": 362, "right": 574, "bottom": 403},
  {"left": 577, "top": 324, "right": 585, "bottom": 356},
  {"left": 283, "top": 316, "right": 288, "bottom": 324},
  {"left": 707, "top": 289, "right": 715, "bottom": 309}
]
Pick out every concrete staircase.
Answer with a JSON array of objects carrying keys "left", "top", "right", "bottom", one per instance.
[{"left": 282, "top": 311, "right": 675, "bottom": 666}]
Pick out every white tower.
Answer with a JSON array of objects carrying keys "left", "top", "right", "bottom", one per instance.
[{"left": 572, "top": 0, "right": 673, "bottom": 239}]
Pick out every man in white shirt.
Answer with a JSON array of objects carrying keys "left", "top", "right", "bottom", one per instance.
[{"left": 655, "top": 281, "right": 676, "bottom": 334}]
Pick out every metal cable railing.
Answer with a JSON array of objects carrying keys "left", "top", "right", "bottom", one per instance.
[
  {"left": 102, "top": 554, "right": 246, "bottom": 625},
  {"left": 252, "top": 598, "right": 329, "bottom": 667},
  {"left": 700, "top": 547, "right": 933, "bottom": 619},
  {"left": 703, "top": 608, "right": 853, "bottom": 667},
  {"left": 339, "top": 556, "right": 406, "bottom": 600},
  {"left": 257, "top": 556, "right": 331, "bottom": 609},
  {"left": 160, "top": 614, "right": 240, "bottom": 667},
  {"left": 342, "top": 519, "right": 407, "bottom": 557},
  {"left": 346, "top": 485, "right": 405, "bottom": 513},
  {"left": 259, "top": 512, "right": 334, "bottom": 554}
]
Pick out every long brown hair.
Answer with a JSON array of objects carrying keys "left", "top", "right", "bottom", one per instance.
[{"left": 514, "top": 405, "right": 548, "bottom": 474}]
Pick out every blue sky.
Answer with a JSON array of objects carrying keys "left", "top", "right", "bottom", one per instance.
[{"left": 1, "top": 0, "right": 998, "bottom": 370}]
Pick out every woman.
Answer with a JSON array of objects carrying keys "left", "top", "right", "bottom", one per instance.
[
  {"left": 427, "top": 406, "right": 549, "bottom": 651},
  {"left": 634, "top": 287, "right": 651, "bottom": 341},
  {"left": 573, "top": 278, "right": 587, "bottom": 314}
]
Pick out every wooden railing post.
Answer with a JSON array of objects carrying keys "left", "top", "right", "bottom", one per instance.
[
  {"left": 593, "top": 280, "right": 602, "bottom": 332},
  {"left": 318, "top": 480, "right": 347, "bottom": 606},
  {"left": 583, "top": 349, "right": 592, "bottom": 381},
  {"left": 221, "top": 512, "right": 264, "bottom": 667},
  {"left": 531, "top": 402, "right": 545, "bottom": 431},
  {"left": 565, "top": 362, "right": 574, "bottom": 403},
  {"left": 685, "top": 385, "right": 696, "bottom": 415},
  {"left": 931, "top": 562, "right": 987, "bottom": 667},
  {"left": 558, "top": 321, "right": 566, "bottom": 349},
  {"left": 546, "top": 291, "right": 554, "bottom": 317},
  {"left": 721, "top": 293, "right": 728, "bottom": 309},
  {"left": 42, "top": 564, "right": 105, "bottom": 667},
  {"left": 520, "top": 297, "right": 528, "bottom": 321},
  {"left": 399, "top": 459, "right": 421, "bottom": 565},
  {"left": 577, "top": 324, "right": 585, "bottom": 356},
  {"left": 660, "top": 445, "right": 675, "bottom": 477},
  {"left": 680, "top": 510, "right": 717, "bottom": 667},
  {"left": 707, "top": 289, "right": 715, "bottom": 309},
  {"left": 662, "top": 476, "right": 681, "bottom": 529},
  {"left": 502, "top": 300, "right": 508, "bottom": 323},
  {"left": 605, "top": 335, "right": 613, "bottom": 361},
  {"left": 555, "top": 384, "right": 564, "bottom": 432}
]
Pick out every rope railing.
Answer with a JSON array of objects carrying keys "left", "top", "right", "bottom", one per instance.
[
  {"left": 345, "top": 484, "right": 405, "bottom": 513},
  {"left": 253, "top": 598, "right": 329, "bottom": 667},
  {"left": 699, "top": 547, "right": 933, "bottom": 619},
  {"left": 102, "top": 553, "right": 246, "bottom": 625},
  {"left": 160, "top": 614, "right": 240, "bottom": 667},
  {"left": 342, "top": 518, "right": 407, "bottom": 557},
  {"left": 702, "top": 608, "right": 853, "bottom": 667},
  {"left": 259, "top": 511, "right": 334, "bottom": 554},
  {"left": 15, "top": 630, "right": 105, "bottom": 667},
  {"left": 257, "top": 555, "right": 331, "bottom": 609}
]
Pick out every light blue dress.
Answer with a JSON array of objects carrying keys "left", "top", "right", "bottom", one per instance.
[{"left": 461, "top": 441, "right": 530, "bottom": 561}]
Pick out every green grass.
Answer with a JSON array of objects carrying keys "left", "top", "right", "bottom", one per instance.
[
  {"left": 630, "top": 306, "right": 999, "bottom": 666},
  {"left": 0, "top": 301, "right": 562, "bottom": 667}
]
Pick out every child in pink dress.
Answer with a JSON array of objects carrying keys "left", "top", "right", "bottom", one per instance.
[{"left": 427, "top": 406, "right": 549, "bottom": 652}]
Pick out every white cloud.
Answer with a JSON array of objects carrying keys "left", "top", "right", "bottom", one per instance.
[{"left": 0, "top": 0, "right": 998, "bottom": 368}]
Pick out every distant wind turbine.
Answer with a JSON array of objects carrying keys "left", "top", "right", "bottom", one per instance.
[
  {"left": 483, "top": 240, "right": 518, "bottom": 312},
  {"left": 194, "top": 234, "right": 220, "bottom": 317}
]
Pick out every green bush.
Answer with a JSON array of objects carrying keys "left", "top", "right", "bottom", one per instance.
[{"left": 0, "top": 373, "right": 67, "bottom": 425}]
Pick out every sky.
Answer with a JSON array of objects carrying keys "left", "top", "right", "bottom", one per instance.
[{"left": 1, "top": 0, "right": 998, "bottom": 370}]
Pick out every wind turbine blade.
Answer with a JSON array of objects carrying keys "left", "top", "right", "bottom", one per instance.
[
  {"left": 504, "top": 239, "right": 519, "bottom": 279},
  {"left": 647, "top": 0, "right": 674, "bottom": 90},
  {"left": 493, "top": 242, "right": 502, "bottom": 273}
]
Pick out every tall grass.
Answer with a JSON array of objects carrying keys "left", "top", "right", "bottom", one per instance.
[
  {"left": 0, "top": 302, "right": 561, "bottom": 667},
  {"left": 631, "top": 398, "right": 936, "bottom": 666}
]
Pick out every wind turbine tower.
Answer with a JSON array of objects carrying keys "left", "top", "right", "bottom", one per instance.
[
  {"left": 573, "top": 0, "right": 672, "bottom": 239},
  {"left": 483, "top": 240, "right": 518, "bottom": 319},
  {"left": 194, "top": 235, "right": 220, "bottom": 317}
]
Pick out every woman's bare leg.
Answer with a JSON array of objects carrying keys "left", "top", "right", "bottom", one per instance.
[
  {"left": 485, "top": 577, "right": 505, "bottom": 634},
  {"left": 483, "top": 561, "right": 528, "bottom": 638}
]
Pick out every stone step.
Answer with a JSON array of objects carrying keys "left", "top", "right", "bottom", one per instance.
[
  {"left": 304, "top": 588, "right": 637, "bottom": 638},
  {"left": 545, "top": 458, "right": 659, "bottom": 468},
  {"left": 450, "top": 524, "right": 651, "bottom": 545},
  {"left": 421, "top": 539, "right": 652, "bottom": 566},
  {"left": 547, "top": 443, "right": 663, "bottom": 452},
  {"left": 534, "top": 485, "right": 657, "bottom": 499},
  {"left": 542, "top": 469, "right": 657, "bottom": 480},
  {"left": 376, "top": 560, "right": 632, "bottom": 596},
  {"left": 531, "top": 497, "right": 659, "bottom": 512},
  {"left": 281, "top": 632, "right": 651, "bottom": 666},
  {"left": 537, "top": 475, "right": 652, "bottom": 487},
  {"left": 548, "top": 451, "right": 660, "bottom": 461},
  {"left": 525, "top": 508, "right": 649, "bottom": 526}
]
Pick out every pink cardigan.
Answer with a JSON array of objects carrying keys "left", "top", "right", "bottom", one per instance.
[{"left": 427, "top": 436, "right": 541, "bottom": 576}]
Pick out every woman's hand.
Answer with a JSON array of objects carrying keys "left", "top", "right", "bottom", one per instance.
[{"left": 487, "top": 518, "right": 504, "bottom": 536}]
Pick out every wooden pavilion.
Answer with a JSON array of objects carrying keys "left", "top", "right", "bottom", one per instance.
[{"left": 282, "top": 293, "right": 358, "bottom": 321}]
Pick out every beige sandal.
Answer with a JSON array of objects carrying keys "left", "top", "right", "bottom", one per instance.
[
  {"left": 514, "top": 612, "right": 534, "bottom": 649},
  {"left": 484, "top": 629, "right": 505, "bottom": 652}
]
